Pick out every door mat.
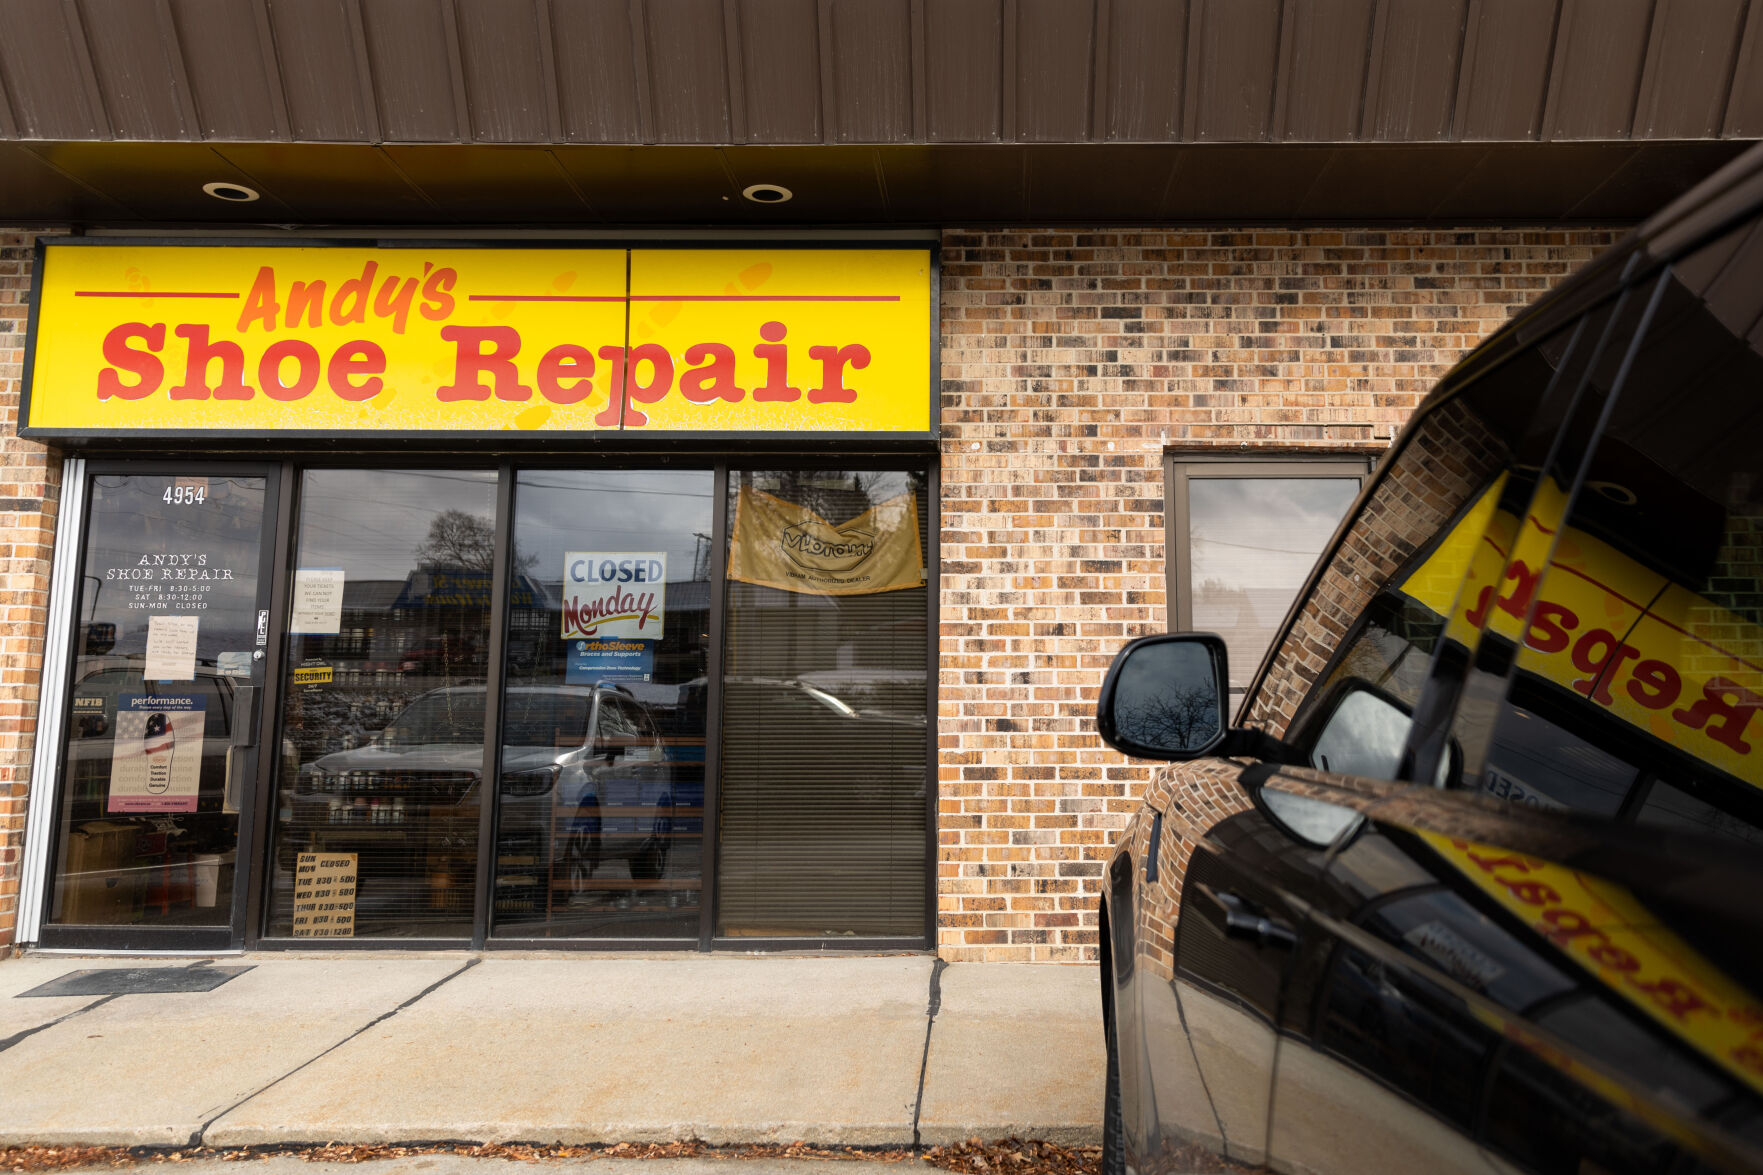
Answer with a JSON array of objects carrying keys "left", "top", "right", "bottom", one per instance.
[{"left": 16, "top": 965, "right": 253, "bottom": 997}]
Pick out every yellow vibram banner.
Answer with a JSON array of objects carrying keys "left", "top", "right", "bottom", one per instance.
[{"left": 726, "top": 487, "right": 924, "bottom": 596}]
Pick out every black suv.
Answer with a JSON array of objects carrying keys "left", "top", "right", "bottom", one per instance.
[{"left": 1097, "top": 144, "right": 1763, "bottom": 1174}]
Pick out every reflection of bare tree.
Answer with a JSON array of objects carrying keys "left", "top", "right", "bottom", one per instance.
[
  {"left": 1117, "top": 683, "right": 1220, "bottom": 751},
  {"left": 413, "top": 510, "right": 536, "bottom": 572}
]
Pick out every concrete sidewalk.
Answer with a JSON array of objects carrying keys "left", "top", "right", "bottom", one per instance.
[{"left": 0, "top": 953, "right": 1102, "bottom": 1150}]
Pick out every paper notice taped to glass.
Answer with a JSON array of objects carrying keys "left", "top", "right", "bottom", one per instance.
[
  {"left": 144, "top": 614, "right": 199, "bottom": 680},
  {"left": 290, "top": 569, "right": 345, "bottom": 634}
]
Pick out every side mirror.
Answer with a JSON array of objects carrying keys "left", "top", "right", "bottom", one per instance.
[{"left": 1097, "top": 634, "right": 1230, "bottom": 760}]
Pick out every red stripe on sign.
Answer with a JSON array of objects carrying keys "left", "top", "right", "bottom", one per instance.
[
  {"left": 74, "top": 291, "right": 240, "bottom": 298},
  {"left": 630, "top": 295, "right": 900, "bottom": 302},
  {"left": 467, "top": 295, "right": 630, "bottom": 302}
]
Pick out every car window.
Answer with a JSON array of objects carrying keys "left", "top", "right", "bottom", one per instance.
[
  {"left": 593, "top": 696, "right": 636, "bottom": 744},
  {"left": 1456, "top": 214, "right": 1763, "bottom": 832},
  {"left": 501, "top": 691, "right": 591, "bottom": 747}
]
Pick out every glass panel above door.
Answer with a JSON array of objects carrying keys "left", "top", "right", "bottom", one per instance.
[
  {"left": 491, "top": 468, "right": 715, "bottom": 939},
  {"left": 266, "top": 469, "right": 497, "bottom": 940},
  {"left": 47, "top": 471, "right": 271, "bottom": 939}
]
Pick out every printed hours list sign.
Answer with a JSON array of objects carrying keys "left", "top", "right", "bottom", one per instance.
[{"left": 291, "top": 852, "right": 357, "bottom": 937}]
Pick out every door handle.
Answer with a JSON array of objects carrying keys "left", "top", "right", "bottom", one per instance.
[{"left": 1198, "top": 884, "right": 1298, "bottom": 949}]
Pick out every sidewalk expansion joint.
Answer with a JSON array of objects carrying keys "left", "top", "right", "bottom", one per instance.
[
  {"left": 0, "top": 993, "right": 120, "bottom": 1055},
  {"left": 909, "top": 957, "right": 947, "bottom": 1149},
  {"left": 187, "top": 958, "right": 481, "bottom": 1148}
]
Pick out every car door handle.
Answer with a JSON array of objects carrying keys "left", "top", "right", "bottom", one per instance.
[{"left": 1198, "top": 884, "right": 1299, "bottom": 949}]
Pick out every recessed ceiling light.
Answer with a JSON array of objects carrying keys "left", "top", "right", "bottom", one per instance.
[
  {"left": 202, "top": 181, "right": 260, "bottom": 203},
  {"left": 741, "top": 183, "right": 793, "bottom": 204}
]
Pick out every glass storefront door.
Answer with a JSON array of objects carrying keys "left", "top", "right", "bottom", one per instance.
[{"left": 42, "top": 465, "right": 279, "bottom": 949}]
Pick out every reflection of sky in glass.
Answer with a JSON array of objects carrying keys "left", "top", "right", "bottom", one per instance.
[
  {"left": 515, "top": 470, "right": 715, "bottom": 583},
  {"left": 1190, "top": 477, "right": 1359, "bottom": 688},
  {"left": 296, "top": 470, "right": 498, "bottom": 579}
]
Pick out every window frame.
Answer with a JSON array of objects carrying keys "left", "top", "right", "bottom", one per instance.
[{"left": 1164, "top": 454, "right": 1375, "bottom": 703}]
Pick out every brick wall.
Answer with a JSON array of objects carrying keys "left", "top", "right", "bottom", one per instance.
[
  {"left": 0, "top": 231, "right": 50, "bottom": 955},
  {"left": 935, "top": 227, "right": 1619, "bottom": 963}
]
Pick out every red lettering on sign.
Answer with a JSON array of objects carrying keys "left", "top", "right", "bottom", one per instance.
[
  {"left": 752, "top": 321, "right": 800, "bottom": 402},
  {"left": 437, "top": 326, "right": 531, "bottom": 402},
  {"left": 259, "top": 339, "right": 320, "bottom": 401},
  {"left": 1571, "top": 629, "right": 1642, "bottom": 706},
  {"left": 807, "top": 343, "right": 870, "bottom": 404},
  {"left": 97, "top": 322, "right": 165, "bottom": 400},
  {"left": 679, "top": 342, "right": 742, "bottom": 403},
  {"left": 536, "top": 344, "right": 594, "bottom": 405},
  {"left": 327, "top": 342, "right": 385, "bottom": 401},
  {"left": 169, "top": 325, "right": 252, "bottom": 401},
  {"left": 1626, "top": 659, "right": 1683, "bottom": 710}
]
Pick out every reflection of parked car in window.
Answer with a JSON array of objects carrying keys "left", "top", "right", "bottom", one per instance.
[
  {"left": 1096, "top": 144, "right": 1763, "bottom": 1175},
  {"left": 293, "top": 683, "right": 679, "bottom": 891}
]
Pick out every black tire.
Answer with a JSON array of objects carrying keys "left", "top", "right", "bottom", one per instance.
[{"left": 1102, "top": 917, "right": 1127, "bottom": 1175}]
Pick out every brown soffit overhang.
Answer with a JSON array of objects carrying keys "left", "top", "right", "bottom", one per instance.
[{"left": 2, "top": 0, "right": 1759, "bottom": 149}]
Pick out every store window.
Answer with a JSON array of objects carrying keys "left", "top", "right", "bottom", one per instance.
[
  {"left": 1166, "top": 457, "right": 1370, "bottom": 707},
  {"left": 716, "top": 469, "right": 930, "bottom": 940},
  {"left": 491, "top": 469, "right": 714, "bottom": 940},
  {"left": 266, "top": 470, "right": 499, "bottom": 940}
]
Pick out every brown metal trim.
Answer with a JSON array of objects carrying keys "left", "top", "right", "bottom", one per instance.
[
  {"left": 62, "top": 0, "right": 113, "bottom": 141},
  {"left": 439, "top": 0, "right": 474, "bottom": 142},
  {"left": 250, "top": 0, "right": 294, "bottom": 142}
]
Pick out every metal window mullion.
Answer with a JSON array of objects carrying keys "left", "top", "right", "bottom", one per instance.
[
  {"left": 471, "top": 462, "right": 517, "bottom": 949},
  {"left": 244, "top": 460, "right": 299, "bottom": 946},
  {"left": 16, "top": 456, "right": 86, "bottom": 945},
  {"left": 698, "top": 463, "right": 730, "bottom": 952}
]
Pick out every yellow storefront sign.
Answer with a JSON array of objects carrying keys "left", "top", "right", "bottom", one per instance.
[
  {"left": 23, "top": 244, "right": 932, "bottom": 437},
  {"left": 726, "top": 487, "right": 924, "bottom": 596}
]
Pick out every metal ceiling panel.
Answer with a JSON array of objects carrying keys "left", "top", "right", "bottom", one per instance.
[
  {"left": 1429, "top": 141, "right": 1636, "bottom": 219},
  {"left": 1363, "top": 0, "right": 1467, "bottom": 142},
  {"left": 213, "top": 142, "right": 436, "bottom": 221},
  {"left": 454, "top": 0, "right": 551, "bottom": 144},
  {"left": 1015, "top": 0, "right": 1096, "bottom": 143},
  {"left": 1025, "top": 144, "right": 1176, "bottom": 220},
  {"left": 383, "top": 145, "right": 595, "bottom": 220},
  {"left": 1543, "top": 0, "right": 1654, "bottom": 140},
  {"left": 550, "top": 0, "right": 645, "bottom": 143},
  {"left": 1161, "top": 144, "right": 1335, "bottom": 217},
  {"left": 267, "top": 0, "right": 374, "bottom": 142},
  {"left": 1276, "top": 0, "right": 1376, "bottom": 142},
  {"left": 925, "top": 0, "right": 1003, "bottom": 143},
  {"left": 25, "top": 140, "right": 301, "bottom": 220},
  {"left": 1102, "top": 0, "right": 1187, "bottom": 142},
  {"left": 877, "top": 144, "right": 1027, "bottom": 221},
  {"left": 737, "top": 0, "right": 822, "bottom": 144},
  {"left": 1297, "top": 144, "right": 1485, "bottom": 219},
  {"left": 550, "top": 145, "right": 741, "bottom": 219},
  {"left": 822, "top": 0, "right": 913, "bottom": 143},
  {"left": 0, "top": 0, "right": 100, "bottom": 139},
  {"left": 359, "top": 0, "right": 460, "bottom": 142},
  {"left": 1454, "top": 0, "right": 1558, "bottom": 141},
  {"left": 0, "top": 143, "right": 131, "bottom": 221},
  {"left": 0, "top": 140, "right": 1751, "bottom": 225},
  {"left": 80, "top": 0, "right": 190, "bottom": 140},
  {"left": 167, "top": 0, "right": 283, "bottom": 139},
  {"left": 1186, "top": 0, "right": 1281, "bottom": 143},
  {"left": 642, "top": 0, "right": 733, "bottom": 143},
  {"left": 718, "top": 145, "right": 889, "bottom": 219},
  {"left": 1633, "top": 0, "right": 1748, "bottom": 138}
]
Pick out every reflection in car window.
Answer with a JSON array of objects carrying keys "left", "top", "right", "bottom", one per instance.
[
  {"left": 500, "top": 691, "right": 592, "bottom": 747},
  {"left": 382, "top": 692, "right": 487, "bottom": 746},
  {"left": 1365, "top": 889, "right": 1575, "bottom": 1010},
  {"left": 1480, "top": 703, "right": 1638, "bottom": 815},
  {"left": 1636, "top": 778, "right": 1763, "bottom": 847},
  {"left": 1467, "top": 216, "right": 1763, "bottom": 840}
]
